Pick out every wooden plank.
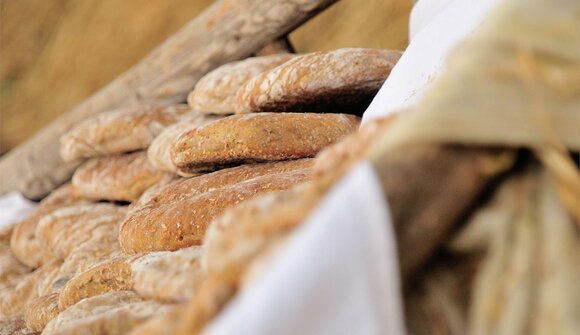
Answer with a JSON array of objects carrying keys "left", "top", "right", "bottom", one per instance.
[{"left": 0, "top": 0, "right": 339, "bottom": 199}]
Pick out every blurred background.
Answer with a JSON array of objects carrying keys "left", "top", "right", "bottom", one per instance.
[{"left": 0, "top": 0, "right": 411, "bottom": 154}]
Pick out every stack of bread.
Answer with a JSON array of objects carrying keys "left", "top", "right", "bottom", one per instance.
[{"left": 0, "top": 48, "right": 401, "bottom": 334}]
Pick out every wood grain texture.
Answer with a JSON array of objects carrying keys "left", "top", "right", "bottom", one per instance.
[{"left": 0, "top": 0, "right": 339, "bottom": 199}]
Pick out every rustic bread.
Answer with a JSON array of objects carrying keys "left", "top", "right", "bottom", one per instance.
[
  {"left": 0, "top": 259, "right": 62, "bottom": 317},
  {"left": 72, "top": 151, "right": 171, "bottom": 202},
  {"left": 136, "top": 159, "right": 313, "bottom": 211},
  {"left": 59, "top": 247, "right": 204, "bottom": 308},
  {"left": 187, "top": 54, "right": 296, "bottom": 115},
  {"left": 0, "top": 250, "right": 32, "bottom": 297},
  {"left": 127, "top": 304, "right": 185, "bottom": 335},
  {"left": 121, "top": 169, "right": 311, "bottom": 254},
  {"left": 0, "top": 224, "right": 14, "bottom": 248},
  {"left": 171, "top": 113, "right": 359, "bottom": 174},
  {"left": 36, "top": 234, "right": 123, "bottom": 299},
  {"left": 10, "top": 183, "right": 90, "bottom": 268},
  {"left": 129, "top": 174, "right": 181, "bottom": 212},
  {"left": 131, "top": 247, "right": 204, "bottom": 303},
  {"left": 235, "top": 48, "right": 402, "bottom": 115},
  {"left": 44, "top": 291, "right": 166, "bottom": 335},
  {"left": 0, "top": 315, "right": 36, "bottom": 335},
  {"left": 35, "top": 203, "right": 126, "bottom": 259},
  {"left": 58, "top": 255, "right": 138, "bottom": 310},
  {"left": 60, "top": 104, "right": 193, "bottom": 162},
  {"left": 146, "top": 114, "right": 221, "bottom": 175},
  {"left": 24, "top": 293, "right": 59, "bottom": 332},
  {"left": 202, "top": 183, "right": 321, "bottom": 274}
]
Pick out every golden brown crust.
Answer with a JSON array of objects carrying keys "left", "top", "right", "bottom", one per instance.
[
  {"left": 202, "top": 183, "right": 321, "bottom": 274},
  {"left": 146, "top": 115, "right": 221, "bottom": 175},
  {"left": 127, "top": 304, "right": 185, "bottom": 335},
  {"left": 10, "top": 183, "right": 90, "bottom": 268},
  {"left": 171, "top": 113, "right": 360, "bottom": 174},
  {"left": 0, "top": 259, "right": 62, "bottom": 317},
  {"left": 235, "top": 48, "right": 402, "bottom": 115},
  {"left": 35, "top": 203, "right": 126, "bottom": 260},
  {"left": 188, "top": 54, "right": 296, "bottom": 115},
  {"left": 120, "top": 169, "right": 312, "bottom": 254},
  {"left": 58, "top": 247, "right": 201, "bottom": 309},
  {"left": 24, "top": 293, "right": 59, "bottom": 332},
  {"left": 137, "top": 159, "right": 313, "bottom": 211},
  {"left": 36, "top": 234, "right": 123, "bottom": 298},
  {"left": 57, "top": 255, "right": 138, "bottom": 310},
  {"left": 131, "top": 247, "right": 204, "bottom": 303},
  {"left": 0, "top": 250, "right": 32, "bottom": 296},
  {"left": 60, "top": 104, "right": 193, "bottom": 162},
  {"left": 45, "top": 291, "right": 165, "bottom": 335},
  {"left": 72, "top": 151, "right": 172, "bottom": 202}
]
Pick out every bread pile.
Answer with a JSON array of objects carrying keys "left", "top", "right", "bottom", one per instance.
[{"left": 0, "top": 48, "right": 401, "bottom": 334}]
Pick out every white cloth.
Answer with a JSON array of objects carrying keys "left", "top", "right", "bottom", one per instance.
[
  {"left": 0, "top": 191, "right": 37, "bottom": 229},
  {"left": 362, "top": 0, "right": 502, "bottom": 123},
  {"left": 204, "top": 162, "right": 405, "bottom": 335}
]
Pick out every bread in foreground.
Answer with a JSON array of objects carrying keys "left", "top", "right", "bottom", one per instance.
[{"left": 120, "top": 169, "right": 312, "bottom": 253}]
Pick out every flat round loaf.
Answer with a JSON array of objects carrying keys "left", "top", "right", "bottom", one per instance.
[
  {"left": 24, "top": 293, "right": 59, "bottom": 332},
  {"left": 0, "top": 259, "right": 62, "bottom": 317},
  {"left": 136, "top": 159, "right": 313, "bottom": 212},
  {"left": 171, "top": 113, "right": 360, "bottom": 174},
  {"left": 72, "top": 151, "right": 172, "bottom": 202},
  {"left": 0, "top": 250, "right": 32, "bottom": 294},
  {"left": 235, "top": 48, "right": 402, "bottom": 114},
  {"left": 44, "top": 291, "right": 166, "bottom": 335},
  {"left": 131, "top": 246, "right": 204, "bottom": 303},
  {"left": 10, "top": 183, "right": 90, "bottom": 268},
  {"left": 187, "top": 54, "right": 296, "bottom": 115},
  {"left": 60, "top": 104, "right": 193, "bottom": 162},
  {"left": 120, "top": 169, "right": 311, "bottom": 254},
  {"left": 146, "top": 114, "right": 221, "bottom": 175},
  {"left": 35, "top": 203, "right": 126, "bottom": 259}
]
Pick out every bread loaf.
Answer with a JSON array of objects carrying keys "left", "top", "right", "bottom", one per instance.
[
  {"left": 0, "top": 259, "right": 62, "bottom": 317},
  {"left": 235, "top": 48, "right": 402, "bottom": 115},
  {"left": 146, "top": 115, "right": 221, "bottom": 175},
  {"left": 127, "top": 304, "right": 185, "bottom": 335},
  {"left": 24, "top": 293, "right": 59, "bottom": 332},
  {"left": 72, "top": 151, "right": 171, "bottom": 202},
  {"left": 60, "top": 104, "right": 193, "bottom": 162},
  {"left": 44, "top": 291, "right": 166, "bottom": 335},
  {"left": 171, "top": 113, "right": 359, "bottom": 174},
  {"left": 187, "top": 54, "right": 296, "bottom": 115},
  {"left": 121, "top": 169, "right": 311, "bottom": 254},
  {"left": 0, "top": 250, "right": 32, "bottom": 295},
  {"left": 0, "top": 315, "right": 35, "bottom": 335},
  {"left": 131, "top": 246, "right": 204, "bottom": 303},
  {"left": 10, "top": 183, "right": 90, "bottom": 268},
  {"left": 36, "top": 234, "right": 123, "bottom": 299},
  {"left": 136, "top": 159, "right": 313, "bottom": 211},
  {"left": 35, "top": 203, "right": 126, "bottom": 259},
  {"left": 58, "top": 255, "right": 138, "bottom": 310},
  {"left": 202, "top": 183, "right": 320, "bottom": 274},
  {"left": 59, "top": 247, "right": 204, "bottom": 308}
]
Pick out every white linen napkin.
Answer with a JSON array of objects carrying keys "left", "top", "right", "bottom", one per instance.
[
  {"left": 204, "top": 162, "right": 405, "bottom": 335},
  {"left": 0, "top": 191, "right": 37, "bottom": 229},
  {"left": 362, "top": 0, "right": 502, "bottom": 123}
]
